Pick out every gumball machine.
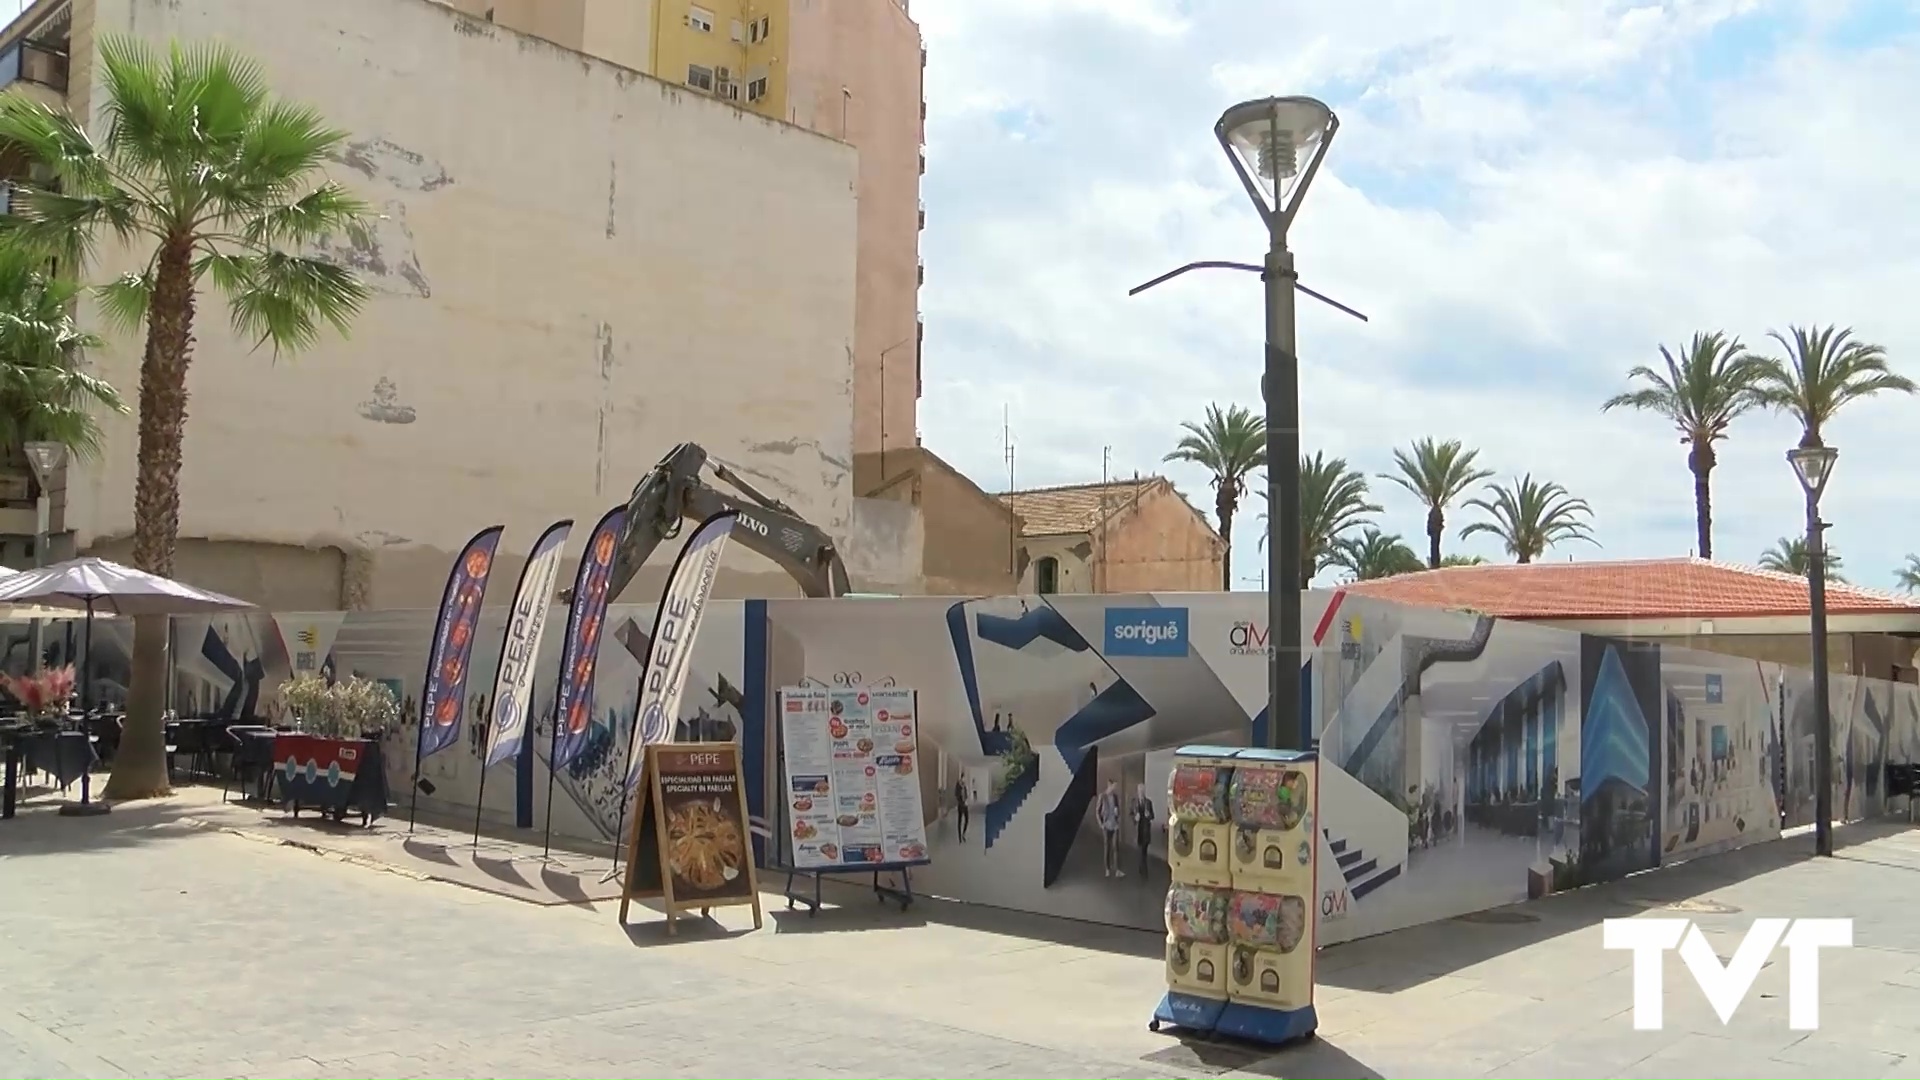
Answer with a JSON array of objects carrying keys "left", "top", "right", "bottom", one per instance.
[{"left": 1152, "top": 746, "right": 1319, "bottom": 1047}]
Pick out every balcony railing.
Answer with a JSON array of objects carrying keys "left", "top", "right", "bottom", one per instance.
[{"left": 0, "top": 39, "right": 68, "bottom": 95}]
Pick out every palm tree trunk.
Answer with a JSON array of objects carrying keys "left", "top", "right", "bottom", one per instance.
[
  {"left": 1426, "top": 507, "right": 1444, "bottom": 569},
  {"left": 1689, "top": 446, "right": 1714, "bottom": 560},
  {"left": 1216, "top": 489, "right": 1235, "bottom": 592},
  {"left": 103, "top": 235, "right": 197, "bottom": 802}
]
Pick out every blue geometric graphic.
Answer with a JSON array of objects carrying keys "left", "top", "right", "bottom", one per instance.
[{"left": 1583, "top": 645, "right": 1651, "bottom": 798}]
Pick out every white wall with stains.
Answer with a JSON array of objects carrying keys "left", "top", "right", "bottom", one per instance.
[{"left": 69, "top": 0, "right": 878, "bottom": 606}]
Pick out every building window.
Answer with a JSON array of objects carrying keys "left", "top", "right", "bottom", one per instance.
[
  {"left": 747, "top": 77, "right": 769, "bottom": 102},
  {"left": 748, "top": 15, "right": 770, "bottom": 42},
  {"left": 730, "top": 19, "right": 744, "bottom": 41},
  {"left": 688, "top": 5, "right": 715, "bottom": 32},
  {"left": 1034, "top": 557, "right": 1059, "bottom": 595},
  {"left": 720, "top": 80, "right": 740, "bottom": 101},
  {"left": 687, "top": 64, "right": 715, "bottom": 92}
]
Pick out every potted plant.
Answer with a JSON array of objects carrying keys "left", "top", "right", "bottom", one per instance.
[
  {"left": 277, "top": 675, "right": 400, "bottom": 740},
  {"left": 0, "top": 665, "right": 76, "bottom": 728}
]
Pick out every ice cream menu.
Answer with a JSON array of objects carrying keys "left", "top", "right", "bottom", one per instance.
[{"left": 779, "top": 685, "right": 931, "bottom": 870}]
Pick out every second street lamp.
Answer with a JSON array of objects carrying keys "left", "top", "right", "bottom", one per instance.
[
  {"left": 1788, "top": 442, "right": 1838, "bottom": 857},
  {"left": 1129, "top": 96, "right": 1357, "bottom": 751}
]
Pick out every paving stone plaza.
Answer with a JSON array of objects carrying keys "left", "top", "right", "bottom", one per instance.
[{"left": 4, "top": 788, "right": 1920, "bottom": 1079}]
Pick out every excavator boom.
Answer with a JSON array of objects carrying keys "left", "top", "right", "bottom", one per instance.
[{"left": 598, "top": 442, "right": 853, "bottom": 604}]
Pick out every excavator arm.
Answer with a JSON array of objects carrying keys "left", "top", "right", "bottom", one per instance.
[{"left": 596, "top": 441, "right": 853, "bottom": 604}]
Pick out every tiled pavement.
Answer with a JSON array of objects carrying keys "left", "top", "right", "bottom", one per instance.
[{"left": 4, "top": 788, "right": 1920, "bottom": 1079}]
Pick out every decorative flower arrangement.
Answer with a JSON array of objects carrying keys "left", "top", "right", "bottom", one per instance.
[
  {"left": 0, "top": 665, "right": 76, "bottom": 718},
  {"left": 278, "top": 674, "right": 400, "bottom": 739}
]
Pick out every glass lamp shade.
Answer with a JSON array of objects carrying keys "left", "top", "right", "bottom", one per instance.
[
  {"left": 22, "top": 441, "right": 65, "bottom": 483},
  {"left": 1217, "top": 96, "right": 1336, "bottom": 211},
  {"left": 1787, "top": 445, "right": 1838, "bottom": 499}
]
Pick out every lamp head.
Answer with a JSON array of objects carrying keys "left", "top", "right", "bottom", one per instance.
[
  {"left": 1216, "top": 96, "right": 1338, "bottom": 232},
  {"left": 1787, "top": 444, "right": 1838, "bottom": 502},
  {"left": 22, "top": 441, "right": 65, "bottom": 484}
]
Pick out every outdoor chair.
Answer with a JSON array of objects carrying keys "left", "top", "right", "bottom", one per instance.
[{"left": 1885, "top": 762, "right": 1918, "bottom": 824}]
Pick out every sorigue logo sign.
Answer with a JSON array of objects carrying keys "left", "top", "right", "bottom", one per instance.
[{"left": 1104, "top": 607, "right": 1190, "bottom": 657}]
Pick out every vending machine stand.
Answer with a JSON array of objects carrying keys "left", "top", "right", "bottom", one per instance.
[{"left": 1151, "top": 746, "right": 1320, "bottom": 1049}]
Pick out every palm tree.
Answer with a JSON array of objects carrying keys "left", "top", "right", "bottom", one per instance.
[
  {"left": 1259, "top": 453, "right": 1380, "bottom": 587},
  {"left": 1600, "top": 332, "right": 1766, "bottom": 559},
  {"left": 1332, "top": 528, "right": 1423, "bottom": 582},
  {"left": 0, "top": 246, "right": 125, "bottom": 455},
  {"left": 1758, "top": 537, "right": 1845, "bottom": 583},
  {"left": 1750, "top": 325, "right": 1915, "bottom": 448},
  {"left": 1380, "top": 438, "right": 1494, "bottom": 569},
  {"left": 1461, "top": 475, "right": 1597, "bottom": 564},
  {"left": 1898, "top": 555, "right": 1920, "bottom": 593},
  {"left": 1164, "top": 404, "right": 1265, "bottom": 591},
  {"left": 0, "top": 37, "right": 372, "bottom": 800}
]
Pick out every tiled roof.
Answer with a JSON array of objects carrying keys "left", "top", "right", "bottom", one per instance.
[
  {"left": 1341, "top": 557, "right": 1920, "bottom": 620},
  {"left": 1000, "top": 478, "right": 1172, "bottom": 537}
]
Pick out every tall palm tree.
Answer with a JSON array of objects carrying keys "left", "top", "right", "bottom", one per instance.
[
  {"left": 1758, "top": 537, "right": 1846, "bottom": 583},
  {"left": 1460, "top": 475, "right": 1596, "bottom": 564},
  {"left": 1259, "top": 453, "right": 1380, "bottom": 587},
  {"left": 0, "top": 37, "right": 372, "bottom": 800},
  {"left": 1750, "top": 325, "right": 1915, "bottom": 448},
  {"left": 1600, "top": 332, "right": 1766, "bottom": 559},
  {"left": 0, "top": 246, "right": 125, "bottom": 455},
  {"left": 1164, "top": 403, "right": 1265, "bottom": 591},
  {"left": 1380, "top": 438, "right": 1494, "bottom": 569},
  {"left": 1332, "top": 527, "right": 1423, "bottom": 582},
  {"left": 1898, "top": 555, "right": 1920, "bottom": 593}
]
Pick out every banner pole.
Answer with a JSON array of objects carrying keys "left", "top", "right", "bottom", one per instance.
[
  {"left": 541, "top": 697, "right": 561, "bottom": 861},
  {"left": 408, "top": 717, "right": 426, "bottom": 833},
  {"left": 602, "top": 746, "right": 633, "bottom": 882},
  {"left": 471, "top": 755, "right": 490, "bottom": 849}
]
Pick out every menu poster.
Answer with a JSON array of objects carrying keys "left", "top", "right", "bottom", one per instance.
[{"left": 778, "top": 685, "right": 931, "bottom": 870}]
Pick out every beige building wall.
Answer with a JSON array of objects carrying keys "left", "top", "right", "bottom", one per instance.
[
  {"left": 434, "top": 0, "right": 924, "bottom": 470},
  {"left": 855, "top": 448, "right": 1020, "bottom": 597},
  {"left": 69, "top": 0, "right": 867, "bottom": 607},
  {"left": 1100, "top": 488, "right": 1226, "bottom": 594}
]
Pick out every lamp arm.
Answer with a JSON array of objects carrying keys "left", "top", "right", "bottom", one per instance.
[{"left": 1128, "top": 260, "right": 1369, "bottom": 322}]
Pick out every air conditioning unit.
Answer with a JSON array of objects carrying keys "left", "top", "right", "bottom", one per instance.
[{"left": 715, "top": 66, "right": 732, "bottom": 82}]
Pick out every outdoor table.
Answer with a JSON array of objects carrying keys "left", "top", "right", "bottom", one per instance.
[
  {"left": 275, "top": 734, "right": 389, "bottom": 826},
  {"left": 1, "top": 729, "right": 99, "bottom": 819}
]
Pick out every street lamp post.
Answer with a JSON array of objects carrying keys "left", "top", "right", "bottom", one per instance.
[
  {"left": 1218, "top": 97, "right": 1339, "bottom": 750},
  {"left": 21, "top": 441, "right": 65, "bottom": 674},
  {"left": 1788, "top": 443, "right": 1838, "bottom": 857},
  {"left": 1128, "top": 98, "right": 1350, "bottom": 751}
]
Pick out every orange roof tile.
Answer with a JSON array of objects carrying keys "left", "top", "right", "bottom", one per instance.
[
  {"left": 1000, "top": 477, "right": 1181, "bottom": 538},
  {"left": 1341, "top": 557, "right": 1920, "bottom": 621}
]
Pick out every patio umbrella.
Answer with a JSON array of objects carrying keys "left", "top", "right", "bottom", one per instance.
[
  {"left": 0, "top": 565, "right": 99, "bottom": 621},
  {"left": 0, "top": 557, "right": 253, "bottom": 709}
]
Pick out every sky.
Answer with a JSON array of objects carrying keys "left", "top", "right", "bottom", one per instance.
[{"left": 911, "top": 0, "right": 1920, "bottom": 592}]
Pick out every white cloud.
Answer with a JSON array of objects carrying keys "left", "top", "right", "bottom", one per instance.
[{"left": 913, "top": 0, "right": 1920, "bottom": 589}]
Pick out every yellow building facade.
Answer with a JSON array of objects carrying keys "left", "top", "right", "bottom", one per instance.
[{"left": 652, "top": 0, "right": 790, "bottom": 121}]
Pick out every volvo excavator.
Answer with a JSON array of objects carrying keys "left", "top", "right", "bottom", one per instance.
[{"left": 588, "top": 441, "right": 854, "bottom": 605}]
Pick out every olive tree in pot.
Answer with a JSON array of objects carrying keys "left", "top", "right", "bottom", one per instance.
[{"left": 278, "top": 675, "right": 399, "bottom": 741}]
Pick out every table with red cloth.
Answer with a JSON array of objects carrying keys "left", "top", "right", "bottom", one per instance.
[{"left": 274, "top": 733, "right": 389, "bottom": 826}]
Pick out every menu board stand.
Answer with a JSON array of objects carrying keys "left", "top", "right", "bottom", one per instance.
[
  {"left": 618, "top": 743, "right": 765, "bottom": 935},
  {"left": 782, "top": 863, "right": 917, "bottom": 915},
  {"left": 772, "top": 686, "right": 932, "bottom": 916}
]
